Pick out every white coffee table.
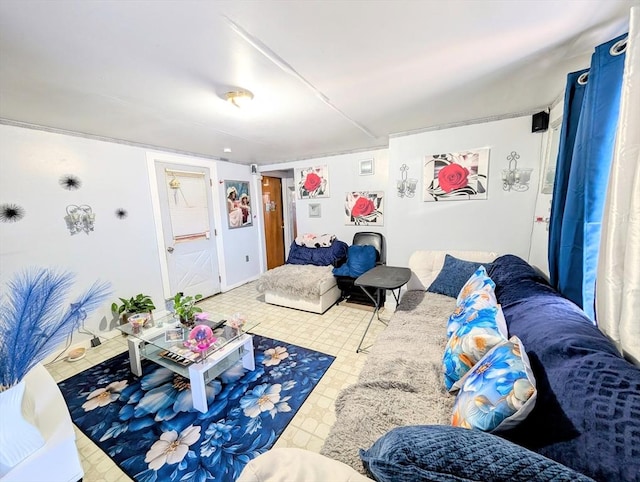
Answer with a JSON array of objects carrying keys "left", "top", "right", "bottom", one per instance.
[{"left": 117, "top": 314, "right": 257, "bottom": 413}]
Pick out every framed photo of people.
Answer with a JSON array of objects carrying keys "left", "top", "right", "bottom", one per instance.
[{"left": 225, "top": 180, "right": 252, "bottom": 229}]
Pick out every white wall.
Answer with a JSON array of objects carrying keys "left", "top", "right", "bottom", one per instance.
[
  {"left": 264, "top": 115, "right": 544, "bottom": 268},
  {"left": 0, "top": 113, "right": 551, "bottom": 351},
  {"left": 0, "top": 124, "right": 261, "bottom": 349},
  {"left": 386, "top": 116, "right": 542, "bottom": 266},
  {"left": 261, "top": 148, "right": 390, "bottom": 248},
  {"left": 215, "top": 161, "right": 262, "bottom": 288}
]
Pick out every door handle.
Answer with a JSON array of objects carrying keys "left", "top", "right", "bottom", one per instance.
[{"left": 167, "top": 246, "right": 174, "bottom": 253}]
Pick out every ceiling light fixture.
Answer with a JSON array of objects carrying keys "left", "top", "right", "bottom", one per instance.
[
  {"left": 223, "top": 147, "right": 232, "bottom": 153},
  {"left": 222, "top": 16, "right": 377, "bottom": 139},
  {"left": 225, "top": 90, "right": 254, "bottom": 108}
]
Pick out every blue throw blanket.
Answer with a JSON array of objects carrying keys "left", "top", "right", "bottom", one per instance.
[
  {"left": 488, "top": 255, "right": 640, "bottom": 482},
  {"left": 286, "top": 240, "right": 348, "bottom": 267}
]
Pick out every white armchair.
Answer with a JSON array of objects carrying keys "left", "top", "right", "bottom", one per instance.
[{"left": 2, "top": 364, "right": 83, "bottom": 482}]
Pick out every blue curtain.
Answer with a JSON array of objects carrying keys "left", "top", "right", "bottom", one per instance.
[{"left": 548, "top": 33, "right": 627, "bottom": 320}]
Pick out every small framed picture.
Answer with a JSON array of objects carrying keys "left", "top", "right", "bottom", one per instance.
[
  {"left": 359, "top": 158, "right": 374, "bottom": 176},
  {"left": 309, "top": 203, "right": 321, "bottom": 218},
  {"left": 165, "top": 327, "right": 184, "bottom": 342}
]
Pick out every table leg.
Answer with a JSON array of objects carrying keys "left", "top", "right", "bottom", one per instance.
[
  {"left": 188, "top": 364, "right": 208, "bottom": 413},
  {"left": 242, "top": 335, "right": 255, "bottom": 371},
  {"left": 390, "top": 287, "right": 402, "bottom": 305},
  {"left": 356, "top": 286, "right": 380, "bottom": 353},
  {"left": 127, "top": 338, "right": 143, "bottom": 377}
]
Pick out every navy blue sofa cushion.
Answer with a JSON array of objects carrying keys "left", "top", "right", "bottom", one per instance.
[
  {"left": 427, "top": 254, "right": 488, "bottom": 298},
  {"left": 488, "top": 255, "right": 640, "bottom": 482},
  {"left": 286, "top": 239, "right": 348, "bottom": 267},
  {"left": 360, "top": 425, "right": 594, "bottom": 482}
]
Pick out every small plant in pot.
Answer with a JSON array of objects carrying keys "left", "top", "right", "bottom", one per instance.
[
  {"left": 111, "top": 294, "right": 156, "bottom": 326},
  {"left": 172, "top": 292, "right": 203, "bottom": 328}
]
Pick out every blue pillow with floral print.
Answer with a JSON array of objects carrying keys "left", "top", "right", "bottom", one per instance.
[
  {"left": 456, "top": 265, "right": 495, "bottom": 306},
  {"left": 452, "top": 336, "right": 537, "bottom": 432},
  {"left": 446, "top": 291, "right": 503, "bottom": 338},
  {"left": 442, "top": 307, "right": 506, "bottom": 391}
]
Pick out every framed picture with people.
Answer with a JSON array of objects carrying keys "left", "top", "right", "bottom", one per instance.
[{"left": 224, "top": 180, "right": 252, "bottom": 229}]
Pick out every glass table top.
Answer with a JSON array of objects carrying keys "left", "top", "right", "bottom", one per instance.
[{"left": 116, "top": 312, "right": 258, "bottom": 368}]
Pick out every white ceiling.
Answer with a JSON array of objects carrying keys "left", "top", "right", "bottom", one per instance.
[{"left": 0, "top": 0, "right": 636, "bottom": 165}]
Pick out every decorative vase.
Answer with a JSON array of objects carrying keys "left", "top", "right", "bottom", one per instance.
[{"left": 0, "top": 380, "right": 45, "bottom": 476}]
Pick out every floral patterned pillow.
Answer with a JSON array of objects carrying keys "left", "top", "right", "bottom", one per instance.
[
  {"left": 451, "top": 336, "right": 537, "bottom": 432},
  {"left": 456, "top": 266, "right": 495, "bottom": 306},
  {"left": 442, "top": 308, "right": 506, "bottom": 391},
  {"left": 447, "top": 291, "right": 501, "bottom": 338}
]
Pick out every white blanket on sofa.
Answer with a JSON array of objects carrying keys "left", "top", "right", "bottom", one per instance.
[{"left": 256, "top": 264, "right": 334, "bottom": 300}]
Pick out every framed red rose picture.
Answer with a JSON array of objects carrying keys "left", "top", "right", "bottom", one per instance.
[
  {"left": 344, "top": 191, "right": 384, "bottom": 226},
  {"left": 295, "top": 165, "right": 330, "bottom": 199},
  {"left": 423, "top": 148, "right": 490, "bottom": 201}
]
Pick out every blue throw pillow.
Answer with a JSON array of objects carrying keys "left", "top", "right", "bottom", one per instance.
[
  {"left": 452, "top": 336, "right": 537, "bottom": 432},
  {"left": 456, "top": 265, "right": 495, "bottom": 306},
  {"left": 427, "top": 254, "right": 488, "bottom": 298},
  {"left": 442, "top": 307, "right": 506, "bottom": 391},
  {"left": 333, "top": 244, "right": 377, "bottom": 278},
  {"left": 332, "top": 263, "right": 351, "bottom": 276},
  {"left": 447, "top": 291, "right": 502, "bottom": 338},
  {"left": 359, "top": 425, "right": 595, "bottom": 482}
]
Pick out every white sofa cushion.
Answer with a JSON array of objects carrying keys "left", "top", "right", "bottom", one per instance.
[
  {"left": 407, "top": 250, "right": 499, "bottom": 291},
  {"left": 237, "top": 448, "right": 372, "bottom": 482},
  {"left": 3, "top": 364, "right": 83, "bottom": 482}
]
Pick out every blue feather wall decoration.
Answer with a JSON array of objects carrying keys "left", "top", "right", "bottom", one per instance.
[{"left": 0, "top": 268, "right": 111, "bottom": 389}]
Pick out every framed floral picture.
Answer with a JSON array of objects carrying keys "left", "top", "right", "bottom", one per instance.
[
  {"left": 344, "top": 191, "right": 384, "bottom": 226},
  {"left": 423, "top": 148, "right": 490, "bottom": 201},
  {"left": 224, "top": 180, "right": 252, "bottom": 228},
  {"left": 295, "top": 165, "right": 330, "bottom": 199}
]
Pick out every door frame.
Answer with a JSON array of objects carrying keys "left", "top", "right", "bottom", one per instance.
[
  {"left": 257, "top": 169, "right": 296, "bottom": 273},
  {"left": 146, "top": 151, "right": 226, "bottom": 299}
]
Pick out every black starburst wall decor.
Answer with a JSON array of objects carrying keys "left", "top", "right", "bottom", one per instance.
[
  {"left": 59, "top": 174, "right": 82, "bottom": 190},
  {"left": 0, "top": 203, "right": 25, "bottom": 223},
  {"left": 115, "top": 208, "right": 128, "bottom": 219}
]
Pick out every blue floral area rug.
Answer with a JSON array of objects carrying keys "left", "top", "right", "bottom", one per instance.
[{"left": 58, "top": 335, "right": 335, "bottom": 482}]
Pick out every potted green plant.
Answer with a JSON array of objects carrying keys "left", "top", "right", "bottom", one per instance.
[
  {"left": 111, "top": 293, "right": 156, "bottom": 325},
  {"left": 172, "top": 292, "right": 203, "bottom": 327}
]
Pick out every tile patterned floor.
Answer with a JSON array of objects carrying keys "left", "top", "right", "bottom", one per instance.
[{"left": 46, "top": 281, "right": 389, "bottom": 481}]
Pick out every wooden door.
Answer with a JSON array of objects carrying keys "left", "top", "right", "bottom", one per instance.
[{"left": 262, "top": 176, "right": 285, "bottom": 269}]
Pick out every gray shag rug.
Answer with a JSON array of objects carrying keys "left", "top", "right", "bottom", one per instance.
[
  {"left": 256, "top": 264, "right": 334, "bottom": 300},
  {"left": 320, "top": 290, "right": 457, "bottom": 475}
]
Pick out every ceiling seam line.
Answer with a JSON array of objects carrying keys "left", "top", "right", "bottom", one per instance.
[{"left": 222, "top": 15, "right": 378, "bottom": 140}]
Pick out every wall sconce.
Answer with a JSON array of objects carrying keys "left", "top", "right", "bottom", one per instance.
[
  {"left": 65, "top": 205, "right": 95, "bottom": 235},
  {"left": 502, "top": 151, "right": 533, "bottom": 192},
  {"left": 397, "top": 164, "right": 418, "bottom": 198}
]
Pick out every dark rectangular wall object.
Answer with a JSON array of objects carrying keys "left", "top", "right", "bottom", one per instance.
[{"left": 532, "top": 111, "right": 550, "bottom": 132}]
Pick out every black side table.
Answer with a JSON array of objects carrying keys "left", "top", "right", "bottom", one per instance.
[{"left": 354, "top": 265, "right": 411, "bottom": 353}]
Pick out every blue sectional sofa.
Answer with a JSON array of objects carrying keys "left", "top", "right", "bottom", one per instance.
[
  {"left": 489, "top": 255, "right": 640, "bottom": 482},
  {"left": 321, "top": 255, "right": 640, "bottom": 482},
  {"left": 242, "top": 253, "right": 640, "bottom": 482}
]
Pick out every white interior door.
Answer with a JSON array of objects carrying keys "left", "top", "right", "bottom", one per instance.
[{"left": 155, "top": 162, "right": 221, "bottom": 298}]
